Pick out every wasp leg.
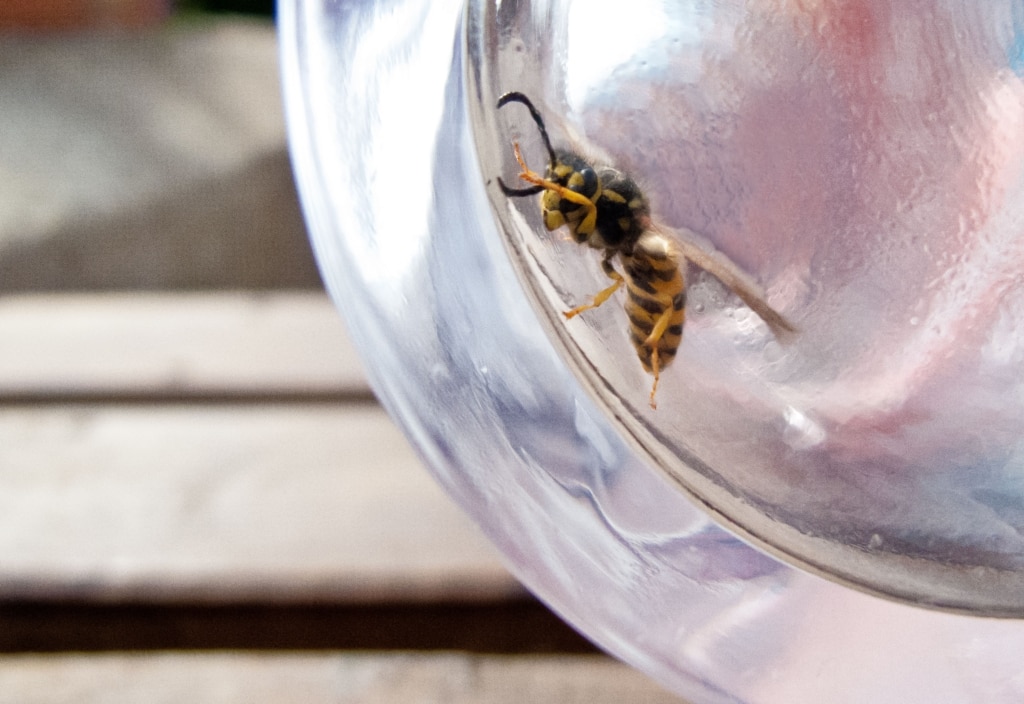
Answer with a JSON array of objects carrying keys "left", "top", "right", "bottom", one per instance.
[
  {"left": 564, "top": 254, "right": 624, "bottom": 320},
  {"left": 648, "top": 356, "right": 661, "bottom": 410},
  {"left": 511, "top": 143, "right": 598, "bottom": 234},
  {"left": 563, "top": 276, "right": 623, "bottom": 320},
  {"left": 643, "top": 306, "right": 674, "bottom": 410}
]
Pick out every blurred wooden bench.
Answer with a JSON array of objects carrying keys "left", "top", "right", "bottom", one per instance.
[
  {"left": 0, "top": 292, "right": 515, "bottom": 605},
  {"left": 0, "top": 290, "right": 685, "bottom": 702}
]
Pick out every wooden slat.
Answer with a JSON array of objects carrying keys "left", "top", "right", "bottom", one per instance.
[
  {"left": 0, "top": 292, "right": 367, "bottom": 399},
  {"left": 0, "top": 403, "right": 518, "bottom": 603},
  {"left": 0, "top": 653, "right": 689, "bottom": 703}
]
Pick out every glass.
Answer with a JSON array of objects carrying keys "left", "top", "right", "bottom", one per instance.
[
  {"left": 471, "top": 0, "right": 1024, "bottom": 615},
  {"left": 280, "top": 0, "right": 1024, "bottom": 700}
]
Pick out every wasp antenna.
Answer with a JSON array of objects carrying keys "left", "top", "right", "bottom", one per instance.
[
  {"left": 497, "top": 177, "right": 545, "bottom": 198},
  {"left": 496, "top": 91, "right": 558, "bottom": 169}
]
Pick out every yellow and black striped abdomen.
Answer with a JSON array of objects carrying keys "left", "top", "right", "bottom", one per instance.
[{"left": 621, "top": 233, "right": 685, "bottom": 374}]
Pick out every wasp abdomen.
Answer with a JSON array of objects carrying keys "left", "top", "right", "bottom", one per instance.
[{"left": 622, "top": 234, "right": 685, "bottom": 376}]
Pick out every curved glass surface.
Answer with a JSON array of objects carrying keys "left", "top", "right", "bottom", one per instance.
[
  {"left": 280, "top": 0, "right": 1024, "bottom": 701},
  {"left": 470, "top": 0, "right": 1024, "bottom": 614}
]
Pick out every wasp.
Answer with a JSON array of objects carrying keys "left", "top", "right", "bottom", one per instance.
[{"left": 496, "top": 91, "right": 794, "bottom": 410}]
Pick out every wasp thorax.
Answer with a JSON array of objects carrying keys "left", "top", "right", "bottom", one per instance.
[{"left": 591, "top": 167, "right": 649, "bottom": 252}]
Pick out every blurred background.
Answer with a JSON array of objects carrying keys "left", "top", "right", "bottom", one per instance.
[{"left": 0, "top": 1, "right": 688, "bottom": 700}]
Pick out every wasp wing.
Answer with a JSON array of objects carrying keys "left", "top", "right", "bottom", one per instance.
[{"left": 655, "top": 222, "right": 797, "bottom": 338}]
